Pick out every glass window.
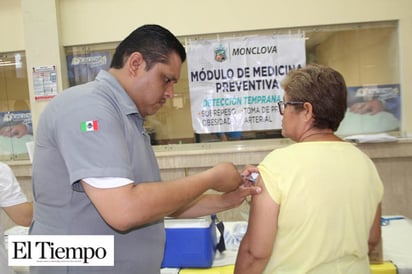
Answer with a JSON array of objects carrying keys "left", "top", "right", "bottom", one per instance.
[
  {"left": 65, "top": 43, "right": 116, "bottom": 87},
  {"left": 0, "top": 51, "right": 32, "bottom": 160},
  {"left": 64, "top": 21, "right": 400, "bottom": 145}
]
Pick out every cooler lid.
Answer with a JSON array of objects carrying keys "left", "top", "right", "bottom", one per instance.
[{"left": 164, "top": 216, "right": 212, "bottom": 228}]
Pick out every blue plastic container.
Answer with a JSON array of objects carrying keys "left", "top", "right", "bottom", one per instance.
[{"left": 161, "top": 217, "right": 217, "bottom": 268}]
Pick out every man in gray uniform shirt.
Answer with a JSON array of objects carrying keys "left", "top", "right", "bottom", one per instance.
[{"left": 30, "top": 24, "right": 261, "bottom": 274}]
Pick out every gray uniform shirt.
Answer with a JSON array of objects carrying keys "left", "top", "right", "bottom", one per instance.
[{"left": 30, "top": 70, "right": 164, "bottom": 274}]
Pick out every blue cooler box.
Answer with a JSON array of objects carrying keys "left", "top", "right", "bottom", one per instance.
[{"left": 161, "top": 217, "right": 217, "bottom": 268}]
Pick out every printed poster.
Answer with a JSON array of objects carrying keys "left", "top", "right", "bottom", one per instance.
[
  {"left": 187, "top": 34, "right": 306, "bottom": 134},
  {"left": 33, "top": 65, "right": 58, "bottom": 100},
  {"left": 336, "top": 84, "right": 401, "bottom": 135},
  {"left": 67, "top": 52, "right": 111, "bottom": 87},
  {"left": 0, "top": 110, "right": 33, "bottom": 160}
]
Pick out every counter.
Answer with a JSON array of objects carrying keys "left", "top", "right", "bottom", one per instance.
[{"left": 4, "top": 138, "right": 412, "bottom": 226}]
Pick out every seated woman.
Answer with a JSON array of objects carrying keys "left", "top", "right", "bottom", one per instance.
[{"left": 235, "top": 64, "right": 383, "bottom": 274}]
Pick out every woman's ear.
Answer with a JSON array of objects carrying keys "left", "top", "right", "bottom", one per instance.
[{"left": 303, "top": 102, "right": 314, "bottom": 121}]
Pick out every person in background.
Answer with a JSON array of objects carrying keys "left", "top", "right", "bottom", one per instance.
[
  {"left": 30, "top": 24, "right": 261, "bottom": 274},
  {"left": 0, "top": 162, "right": 33, "bottom": 274},
  {"left": 235, "top": 64, "right": 383, "bottom": 274}
]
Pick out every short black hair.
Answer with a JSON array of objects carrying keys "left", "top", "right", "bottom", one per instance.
[{"left": 110, "top": 24, "right": 186, "bottom": 70}]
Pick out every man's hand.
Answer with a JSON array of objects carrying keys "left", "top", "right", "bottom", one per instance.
[
  {"left": 240, "top": 165, "right": 260, "bottom": 186},
  {"left": 221, "top": 182, "right": 262, "bottom": 209}
]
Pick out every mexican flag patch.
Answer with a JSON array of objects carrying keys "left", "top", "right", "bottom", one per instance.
[{"left": 81, "top": 120, "right": 99, "bottom": 132}]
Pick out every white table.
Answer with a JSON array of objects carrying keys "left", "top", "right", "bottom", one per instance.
[{"left": 381, "top": 216, "right": 412, "bottom": 274}]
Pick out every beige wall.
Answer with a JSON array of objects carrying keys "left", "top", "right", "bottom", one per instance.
[
  {"left": 0, "top": 0, "right": 25, "bottom": 52},
  {"left": 317, "top": 27, "right": 399, "bottom": 86},
  {"left": 0, "top": 0, "right": 411, "bottom": 137},
  {"left": 1, "top": 0, "right": 412, "bottom": 226}
]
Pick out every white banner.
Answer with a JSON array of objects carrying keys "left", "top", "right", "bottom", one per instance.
[
  {"left": 8, "top": 235, "right": 114, "bottom": 266},
  {"left": 187, "top": 34, "right": 306, "bottom": 134}
]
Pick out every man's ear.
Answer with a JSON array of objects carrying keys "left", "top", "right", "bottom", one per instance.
[
  {"left": 127, "top": 52, "right": 144, "bottom": 76},
  {"left": 303, "top": 102, "right": 314, "bottom": 121}
]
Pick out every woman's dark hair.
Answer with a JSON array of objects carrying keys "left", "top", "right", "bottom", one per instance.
[
  {"left": 110, "top": 24, "right": 186, "bottom": 70},
  {"left": 281, "top": 64, "right": 348, "bottom": 131}
]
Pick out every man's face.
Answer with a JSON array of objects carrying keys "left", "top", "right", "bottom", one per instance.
[{"left": 130, "top": 52, "right": 182, "bottom": 117}]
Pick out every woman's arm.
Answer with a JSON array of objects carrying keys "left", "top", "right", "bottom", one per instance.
[
  {"left": 368, "top": 203, "right": 382, "bottom": 254},
  {"left": 234, "top": 177, "right": 279, "bottom": 274}
]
